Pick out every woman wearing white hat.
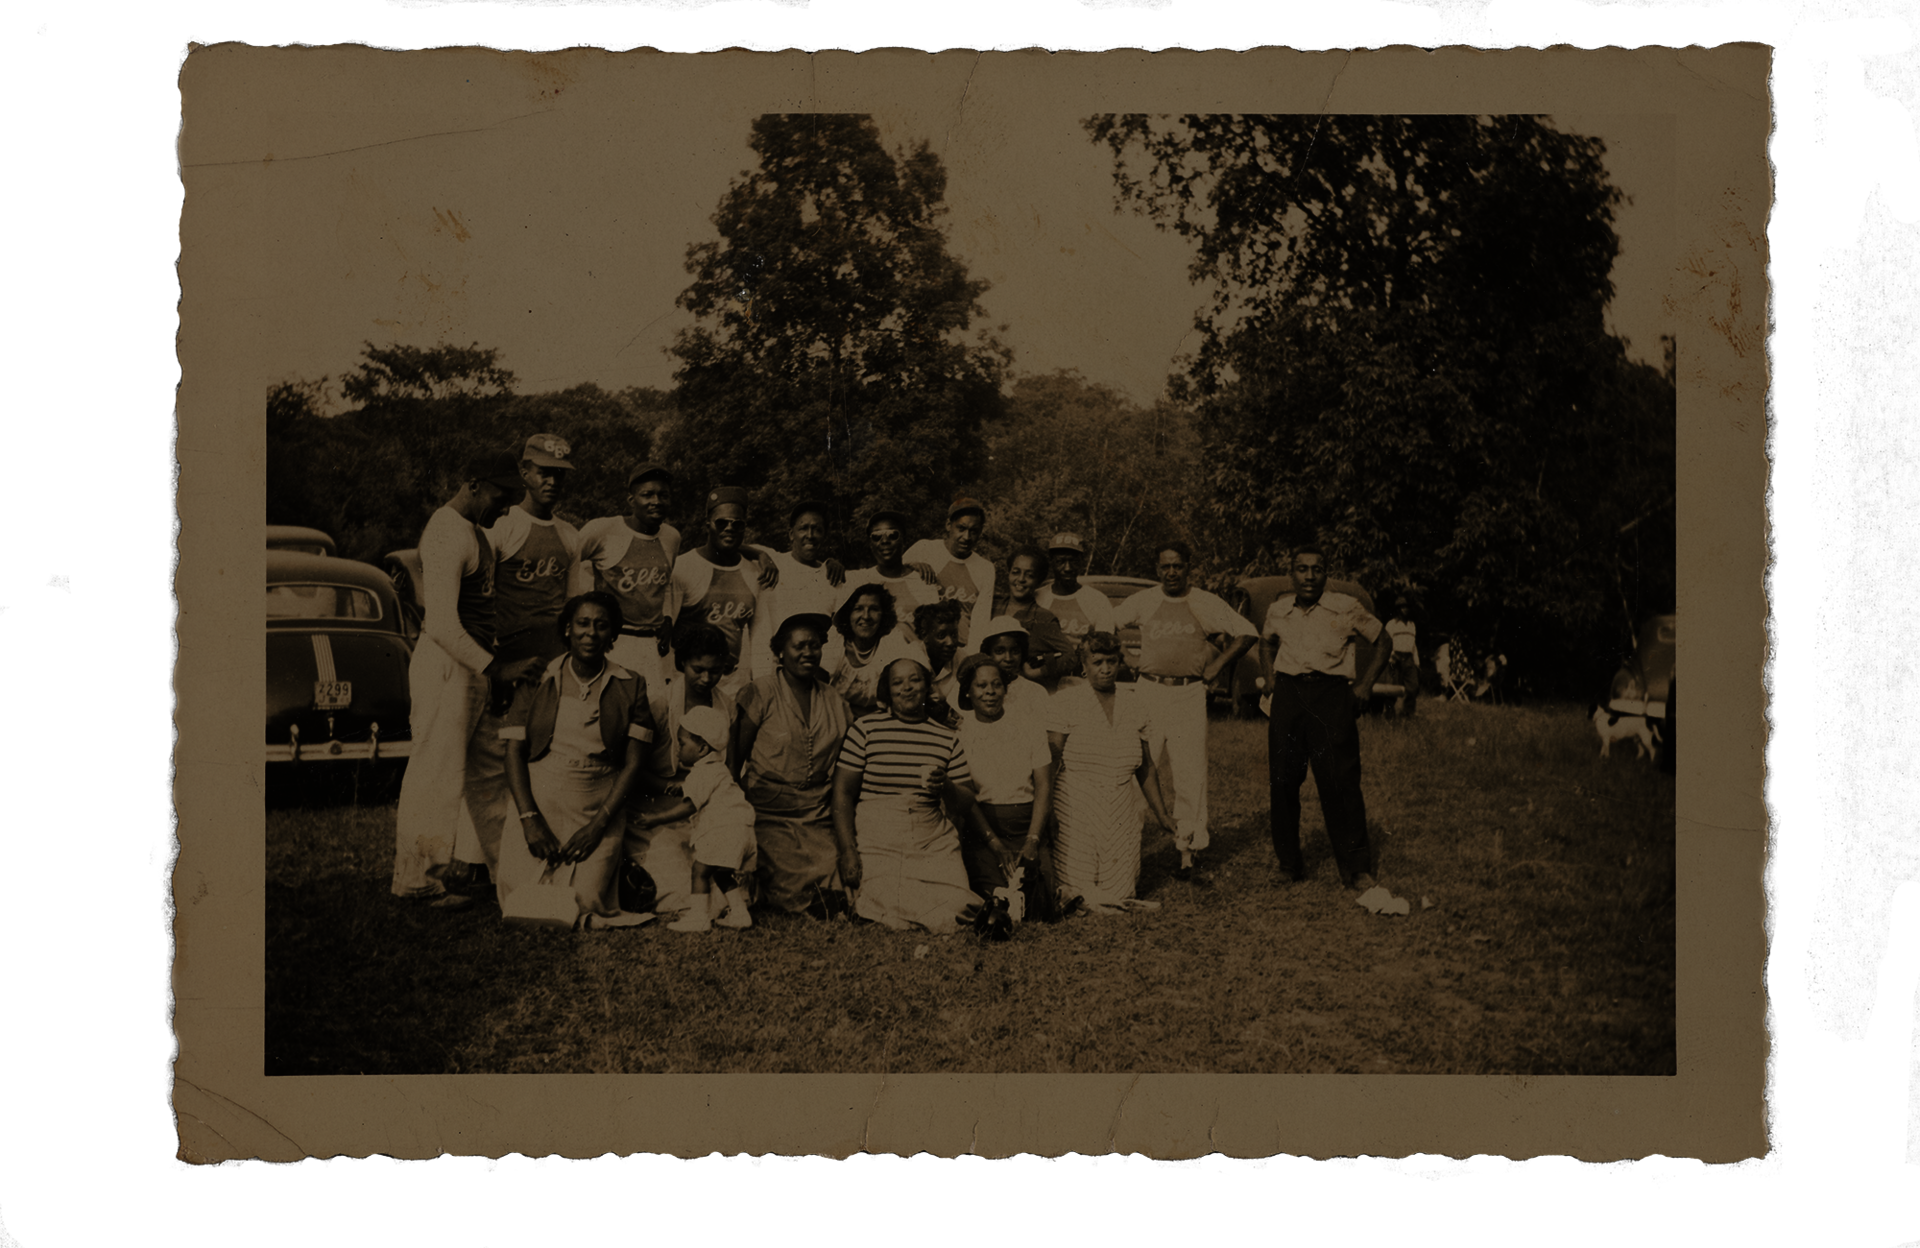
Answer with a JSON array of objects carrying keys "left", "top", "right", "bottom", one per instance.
[{"left": 830, "top": 634, "right": 993, "bottom": 930}]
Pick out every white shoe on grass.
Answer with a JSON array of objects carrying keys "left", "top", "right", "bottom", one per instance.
[{"left": 715, "top": 887, "right": 753, "bottom": 929}]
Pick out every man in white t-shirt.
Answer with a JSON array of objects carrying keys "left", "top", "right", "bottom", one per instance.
[
  {"left": 747, "top": 500, "right": 848, "bottom": 680},
  {"left": 391, "top": 451, "right": 542, "bottom": 902},
  {"left": 1112, "top": 540, "right": 1258, "bottom": 881},
  {"left": 904, "top": 496, "right": 996, "bottom": 651}
]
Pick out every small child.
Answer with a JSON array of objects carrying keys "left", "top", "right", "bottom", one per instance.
[{"left": 632, "top": 704, "right": 757, "bottom": 932}]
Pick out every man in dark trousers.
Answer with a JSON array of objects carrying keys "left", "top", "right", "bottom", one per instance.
[{"left": 1256, "top": 543, "right": 1392, "bottom": 890}]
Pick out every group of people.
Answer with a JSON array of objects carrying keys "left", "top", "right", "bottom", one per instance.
[{"left": 387, "top": 434, "right": 1396, "bottom": 935}]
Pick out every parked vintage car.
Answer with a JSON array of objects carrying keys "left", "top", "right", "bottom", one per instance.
[
  {"left": 267, "top": 549, "right": 414, "bottom": 765},
  {"left": 382, "top": 547, "right": 427, "bottom": 643},
  {"left": 1226, "top": 575, "right": 1406, "bottom": 716},
  {"left": 266, "top": 525, "right": 337, "bottom": 557}
]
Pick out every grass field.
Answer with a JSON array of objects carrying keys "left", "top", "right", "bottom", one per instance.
[{"left": 265, "top": 698, "right": 1674, "bottom": 1075}]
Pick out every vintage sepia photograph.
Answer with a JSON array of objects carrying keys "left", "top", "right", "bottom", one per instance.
[
  {"left": 177, "top": 44, "right": 1766, "bottom": 1159},
  {"left": 257, "top": 93, "right": 1675, "bottom": 1077}
]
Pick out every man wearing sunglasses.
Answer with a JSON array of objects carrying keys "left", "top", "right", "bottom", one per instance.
[{"left": 667, "top": 485, "right": 767, "bottom": 696}]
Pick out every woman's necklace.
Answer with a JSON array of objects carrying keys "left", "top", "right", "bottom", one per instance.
[
  {"left": 851, "top": 638, "right": 878, "bottom": 663},
  {"left": 569, "top": 656, "right": 607, "bottom": 696}
]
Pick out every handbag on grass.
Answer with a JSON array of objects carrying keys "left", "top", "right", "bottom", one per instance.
[{"left": 500, "top": 864, "right": 582, "bottom": 930}]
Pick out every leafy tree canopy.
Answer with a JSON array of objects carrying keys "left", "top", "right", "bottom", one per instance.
[
  {"left": 1086, "top": 114, "right": 1674, "bottom": 687},
  {"left": 663, "top": 114, "right": 1010, "bottom": 555}
]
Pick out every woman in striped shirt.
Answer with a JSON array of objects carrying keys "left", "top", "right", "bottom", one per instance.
[
  {"left": 1047, "top": 631, "right": 1172, "bottom": 913},
  {"left": 831, "top": 635, "right": 994, "bottom": 930}
]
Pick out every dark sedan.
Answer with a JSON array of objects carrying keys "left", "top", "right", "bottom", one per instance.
[{"left": 267, "top": 550, "right": 414, "bottom": 765}]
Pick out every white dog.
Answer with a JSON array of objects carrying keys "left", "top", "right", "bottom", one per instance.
[{"left": 1591, "top": 705, "right": 1654, "bottom": 760}]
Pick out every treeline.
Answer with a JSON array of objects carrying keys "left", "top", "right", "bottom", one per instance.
[{"left": 268, "top": 111, "right": 1675, "bottom": 698}]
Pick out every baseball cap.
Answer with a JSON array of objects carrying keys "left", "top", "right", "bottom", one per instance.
[
  {"left": 468, "top": 451, "right": 523, "bottom": 492},
  {"left": 706, "top": 485, "right": 750, "bottom": 514},
  {"left": 521, "top": 433, "right": 575, "bottom": 470},
  {"left": 867, "top": 507, "right": 909, "bottom": 533},
  {"left": 627, "top": 463, "right": 673, "bottom": 489},
  {"left": 947, "top": 496, "right": 986, "bottom": 521},
  {"left": 1047, "top": 532, "right": 1088, "bottom": 554},
  {"left": 980, "top": 615, "right": 1030, "bottom": 643},
  {"left": 788, "top": 500, "right": 831, "bottom": 528}
]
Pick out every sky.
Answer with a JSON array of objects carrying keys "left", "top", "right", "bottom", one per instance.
[{"left": 239, "top": 66, "right": 1671, "bottom": 409}]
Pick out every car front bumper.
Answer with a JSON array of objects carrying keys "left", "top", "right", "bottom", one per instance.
[{"left": 265, "top": 734, "right": 411, "bottom": 763}]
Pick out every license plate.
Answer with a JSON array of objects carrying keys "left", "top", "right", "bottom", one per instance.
[{"left": 313, "top": 680, "right": 353, "bottom": 710}]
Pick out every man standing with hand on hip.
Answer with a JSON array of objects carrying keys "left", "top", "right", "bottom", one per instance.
[
  {"left": 391, "top": 451, "right": 542, "bottom": 902},
  {"left": 1113, "top": 540, "right": 1257, "bottom": 882},
  {"left": 1257, "top": 542, "right": 1392, "bottom": 891}
]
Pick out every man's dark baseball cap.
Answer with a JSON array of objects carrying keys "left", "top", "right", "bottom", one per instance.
[
  {"left": 789, "top": 500, "right": 831, "bottom": 528},
  {"left": 867, "top": 507, "right": 909, "bottom": 532},
  {"left": 707, "top": 485, "right": 750, "bottom": 514},
  {"left": 627, "top": 463, "right": 673, "bottom": 489},
  {"left": 469, "top": 451, "right": 523, "bottom": 492}
]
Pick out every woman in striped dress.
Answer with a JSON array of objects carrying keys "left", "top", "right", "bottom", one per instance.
[
  {"left": 831, "top": 635, "right": 994, "bottom": 930},
  {"left": 1046, "top": 631, "right": 1172, "bottom": 913}
]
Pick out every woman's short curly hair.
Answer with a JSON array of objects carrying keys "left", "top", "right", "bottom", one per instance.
[
  {"left": 1082, "top": 629, "right": 1122, "bottom": 658},
  {"left": 833, "top": 582, "right": 899, "bottom": 642},
  {"left": 911, "top": 598, "right": 964, "bottom": 639},
  {"left": 555, "top": 590, "right": 625, "bottom": 639},
  {"left": 954, "top": 653, "right": 1005, "bottom": 711},
  {"left": 671, "top": 618, "right": 735, "bottom": 673}
]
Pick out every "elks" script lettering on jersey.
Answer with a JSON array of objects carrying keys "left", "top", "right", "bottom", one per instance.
[
  {"left": 705, "top": 601, "right": 756, "bottom": 623},
  {"left": 513, "top": 556, "right": 568, "bottom": 583},
  {"left": 611, "top": 566, "right": 672, "bottom": 594}
]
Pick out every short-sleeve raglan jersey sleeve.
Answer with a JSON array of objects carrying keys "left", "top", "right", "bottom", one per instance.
[
  {"left": 1195, "top": 589, "right": 1258, "bottom": 637},
  {"left": 1111, "top": 587, "right": 1155, "bottom": 630},
  {"left": 1082, "top": 589, "right": 1117, "bottom": 636}
]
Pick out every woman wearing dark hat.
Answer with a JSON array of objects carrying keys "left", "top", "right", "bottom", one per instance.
[
  {"left": 734, "top": 610, "right": 853, "bottom": 914},
  {"left": 668, "top": 485, "right": 763, "bottom": 696},
  {"left": 830, "top": 634, "right": 992, "bottom": 930},
  {"left": 576, "top": 463, "right": 683, "bottom": 691}
]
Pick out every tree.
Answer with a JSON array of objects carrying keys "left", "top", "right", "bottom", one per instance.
[
  {"left": 979, "top": 371, "right": 1202, "bottom": 579},
  {"left": 663, "top": 114, "right": 1010, "bottom": 552},
  {"left": 1086, "top": 114, "right": 1675, "bottom": 692},
  {"left": 266, "top": 343, "right": 670, "bottom": 564},
  {"left": 339, "top": 341, "right": 517, "bottom": 407}
]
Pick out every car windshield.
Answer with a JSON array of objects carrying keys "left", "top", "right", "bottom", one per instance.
[{"left": 267, "top": 583, "right": 382, "bottom": 621}]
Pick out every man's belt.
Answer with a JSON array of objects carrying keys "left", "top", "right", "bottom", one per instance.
[
  {"left": 1275, "top": 670, "right": 1348, "bottom": 682},
  {"left": 620, "top": 625, "right": 661, "bottom": 638},
  {"left": 1139, "top": 672, "right": 1204, "bottom": 686}
]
